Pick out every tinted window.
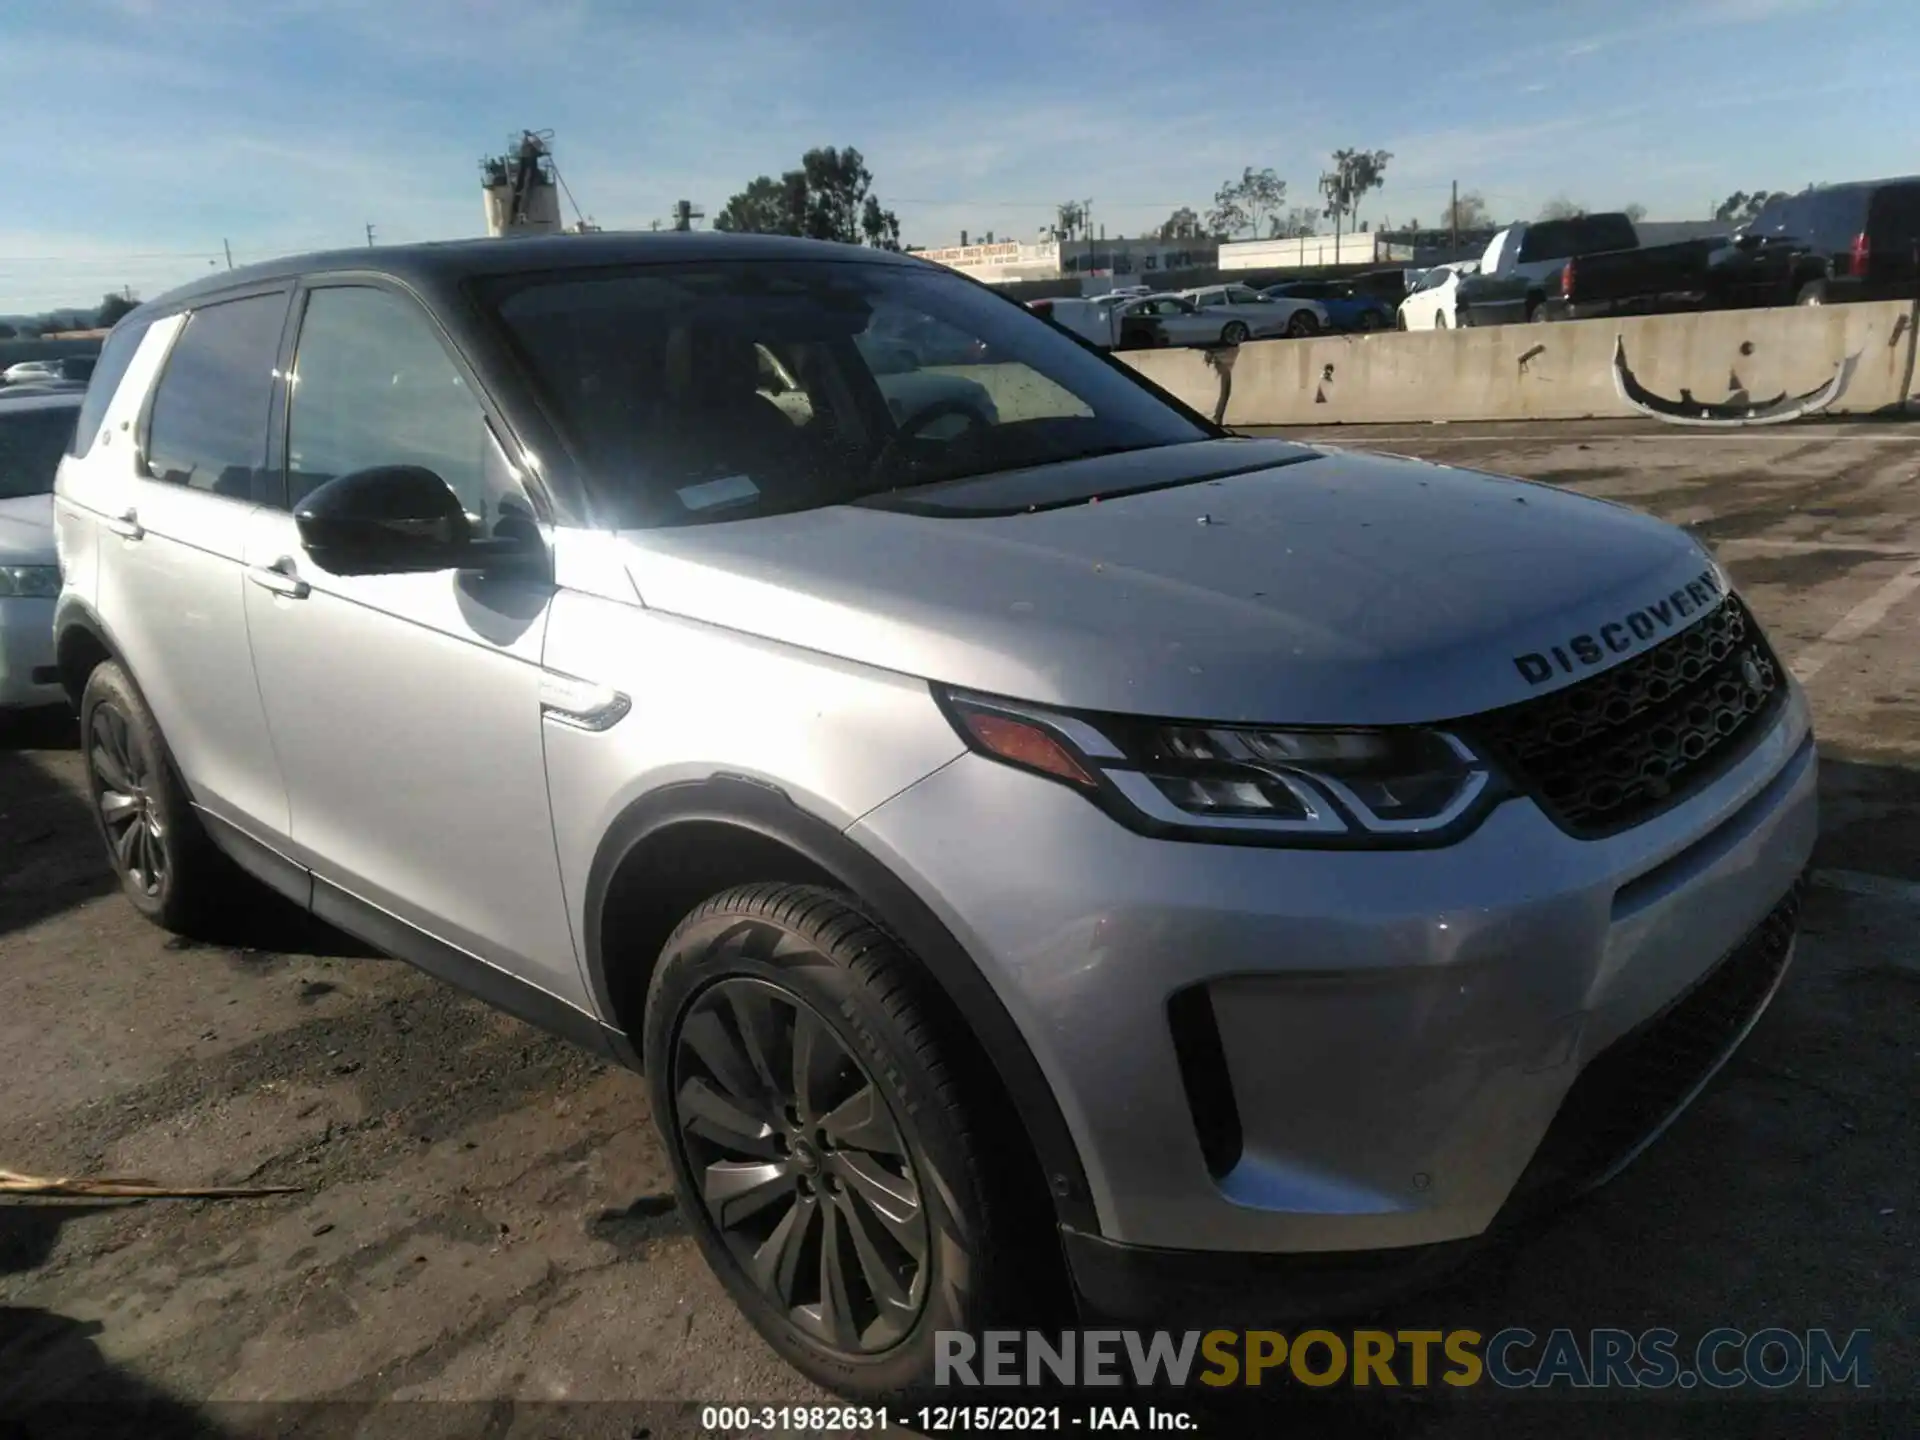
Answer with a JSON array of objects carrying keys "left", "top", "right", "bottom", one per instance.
[
  {"left": 485, "top": 259, "right": 1209, "bottom": 527},
  {"left": 144, "top": 293, "right": 286, "bottom": 497},
  {"left": 287, "top": 286, "right": 511, "bottom": 523},
  {"left": 70, "top": 319, "right": 151, "bottom": 459},
  {"left": 1519, "top": 214, "right": 1636, "bottom": 262},
  {"left": 1868, "top": 182, "right": 1920, "bottom": 245},
  {"left": 0, "top": 404, "right": 79, "bottom": 499}
]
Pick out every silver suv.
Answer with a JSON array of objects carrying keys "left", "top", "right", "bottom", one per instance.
[{"left": 52, "top": 234, "right": 1816, "bottom": 1398}]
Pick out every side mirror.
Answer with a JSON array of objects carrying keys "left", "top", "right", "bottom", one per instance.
[{"left": 295, "top": 465, "right": 531, "bottom": 576}]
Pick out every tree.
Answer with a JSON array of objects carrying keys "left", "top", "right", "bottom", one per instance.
[
  {"left": 713, "top": 174, "right": 799, "bottom": 235},
  {"left": 1053, "top": 200, "right": 1088, "bottom": 241},
  {"left": 1157, "top": 206, "right": 1202, "bottom": 241},
  {"left": 1622, "top": 202, "right": 1648, "bottom": 224},
  {"left": 96, "top": 293, "right": 138, "bottom": 327},
  {"left": 1318, "top": 148, "right": 1391, "bottom": 240},
  {"left": 861, "top": 194, "right": 901, "bottom": 251},
  {"left": 1713, "top": 189, "right": 1786, "bottom": 224},
  {"left": 1440, "top": 190, "right": 1492, "bottom": 232},
  {"left": 713, "top": 147, "right": 901, "bottom": 249},
  {"left": 1268, "top": 206, "right": 1320, "bottom": 239},
  {"left": 1537, "top": 196, "right": 1587, "bottom": 221},
  {"left": 1202, "top": 167, "right": 1287, "bottom": 240}
]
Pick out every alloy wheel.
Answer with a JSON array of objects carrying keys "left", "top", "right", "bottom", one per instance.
[
  {"left": 89, "top": 702, "right": 166, "bottom": 898},
  {"left": 671, "top": 975, "right": 930, "bottom": 1353}
]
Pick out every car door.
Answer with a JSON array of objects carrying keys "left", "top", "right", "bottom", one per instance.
[
  {"left": 241, "top": 280, "right": 586, "bottom": 1009},
  {"left": 95, "top": 288, "right": 293, "bottom": 841}
]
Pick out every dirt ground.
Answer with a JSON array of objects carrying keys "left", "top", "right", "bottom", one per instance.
[{"left": 3, "top": 417, "right": 1916, "bottom": 1438}]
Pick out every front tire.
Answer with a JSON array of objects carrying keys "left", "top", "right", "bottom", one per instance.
[
  {"left": 1285, "top": 310, "right": 1319, "bottom": 338},
  {"left": 79, "top": 661, "right": 229, "bottom": 932},
  {"left": 645, "top": 883, "right": 1029, "bottom": 1400},
  {"left": 1796, "top": 280, "right": 1827, "bottom": 306},
  {"left": 1434, "top": 310, "right": 1450, "bottom": 330},
  {"left": 1220, "top": 320, "right": 1250, "bottom": 345}
]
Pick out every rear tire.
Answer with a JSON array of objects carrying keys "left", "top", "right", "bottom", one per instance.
[
  {"left": 78, "top": 661, "right": 232, "bottom": 933},
  {"left": 645, "top": 882, "right": 1038, "bottom": 1401},
  {"left": 1357, "top": 310, "right": 1384, "bottom": 332},
  {"left": 1434, "top": 311, "right": 1449, "bottom": 330}
]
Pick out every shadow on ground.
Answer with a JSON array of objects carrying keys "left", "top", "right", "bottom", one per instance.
[
  {"left": 0, "top": 1201, "right": 224, "bottom": 1438},
  {"left": 0, "top": 704, "right": 378, "bottom": 960}
]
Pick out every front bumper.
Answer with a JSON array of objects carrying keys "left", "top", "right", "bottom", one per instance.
[
  {"left": 850, "top": 686, "right": 1817, "bottom": 1258},
  {"left": 0, "top": 595, "right": 63, "bottom": 709}
]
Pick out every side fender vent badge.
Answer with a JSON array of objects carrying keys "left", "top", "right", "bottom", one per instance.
[{"left": 539, "top": 673, "right": 631, "bottom": 732}]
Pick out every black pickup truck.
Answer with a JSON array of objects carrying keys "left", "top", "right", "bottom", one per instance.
[
  {"left": 1456, "top": 213, "right": 1732, "bottom": 325},
  {"left": 1536, "top": 234, "right": 1731, "bottom": 321}
]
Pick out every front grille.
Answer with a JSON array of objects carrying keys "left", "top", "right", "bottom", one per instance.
[
  {"left": 1503, "top": 880, "right": 1803, "bottom": 1217},
  {"left": 1474, "top": 595, "right": 1784, "bottom": 838}
]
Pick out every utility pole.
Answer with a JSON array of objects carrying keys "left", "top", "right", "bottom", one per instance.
[
  {"left": 365, "top": 223, "right": 376, "bottom": 247},
  {"left": 1450, "top": 179, "right": 1458, "bottom": 256},
  {"left": 223, "top": 238, "right": 234, "bottom": 270}
]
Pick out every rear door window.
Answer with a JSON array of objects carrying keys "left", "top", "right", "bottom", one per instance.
[
  {"left": 143, "top": 292, "right": 288, "bottom": 499},
  {"left": 69, "top": 318, "right": 152, "bottom": 459}
]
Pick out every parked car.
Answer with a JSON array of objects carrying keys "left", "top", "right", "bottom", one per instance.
[
  {"left": 1261, "top": 279, "right": 1395, "bottom": 332},
  {"left": 1536, "top": 233, "right": 1730, "bottom": 322},
  {"left": 1455, "top": 214, "right": 1719, "bottom": 325},
  {"left": 54, "top": 233, "right": 1813, "bottom": 1400},
  {"left": 1714, "top": 176, "right": 1920, "bottom": 308},
  {"left": 1177, "top": 283, "right": 1327, "bottom": 341},
  {"left": 0, "top": 389, "right": 80, "bottom": 709},
  {"left": 3, "top": 359, "right": 64, "bottom": 387},
  {"left": 1028, "top": 294, "right": 1168, "bottom": 351},
  {"left": 1397, "top": 262, "right": 1476, "bottom": 329},
  {"left": 2, "top": 356, "right": 96, "bottom": 388}
]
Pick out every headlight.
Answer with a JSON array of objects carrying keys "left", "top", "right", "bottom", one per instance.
[
  {"left": 937, "top": 688, "right": 1503, "bottom": 847},
  {"left": 0, "top": 565, "right": 60, "bottom": 599}
]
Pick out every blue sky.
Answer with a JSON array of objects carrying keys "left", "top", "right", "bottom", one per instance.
[{"left": 3, "top": 0, "right": 1915, "bottom": 312}]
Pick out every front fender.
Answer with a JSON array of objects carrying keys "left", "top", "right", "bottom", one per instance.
[{"left": 581, "top": 773, "right": 1099, "bottom": 1234}]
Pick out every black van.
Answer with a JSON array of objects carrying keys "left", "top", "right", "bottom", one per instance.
[{"left": 1718, "top": 177, "right": 1920, "bottom": 307}]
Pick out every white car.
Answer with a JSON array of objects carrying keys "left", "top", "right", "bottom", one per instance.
[
  {"left": 1175, "top": 284, "right": 1326, "bottom": 342},
  {"left": 3, "top": 359, "right": 64, "bottom": 387},
  {"left": 1397, "top": 262, "right": 1477, "bottom": 330},
  {"left": 0, "top": 390, "right": 79, "bottom": 708}
]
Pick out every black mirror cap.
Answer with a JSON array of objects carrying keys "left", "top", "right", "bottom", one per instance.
[{"left": 294, "top": 465, "right": 472, "bottom": 576}]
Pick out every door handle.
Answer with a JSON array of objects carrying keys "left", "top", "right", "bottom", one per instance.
[
  {"left": 247, "top": 562, "right": 310, "bottom": 600},
  {"left": 106, "top": 508, "right": 143, "bottom": 540}
]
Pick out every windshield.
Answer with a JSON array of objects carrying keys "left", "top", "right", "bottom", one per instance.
[
  {"left": 0, "top": 405, "right": 78, "bottom": 500},
  {"left": 483, "top": 259, "right": 1211, "bottom": 527}
]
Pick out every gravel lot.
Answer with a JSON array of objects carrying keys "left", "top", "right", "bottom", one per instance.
[{"left": 3, "top": 417, "right": 1915, "bottom": 1437}]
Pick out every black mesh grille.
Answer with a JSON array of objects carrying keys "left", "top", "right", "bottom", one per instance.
[
  {"left": 1474, "top": 595, "right": 1785, "bottom": 838},
  {"left": 1504, "top": 880, "right": 1803, "bottom": 1216}
]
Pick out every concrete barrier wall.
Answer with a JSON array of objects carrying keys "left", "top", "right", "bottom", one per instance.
[
  {"left": 1117, "top": 301, "right": 1918, "bottom": 427},
  {"left": 1106, "top": 346, "right": 1221, "bottom": 418}
]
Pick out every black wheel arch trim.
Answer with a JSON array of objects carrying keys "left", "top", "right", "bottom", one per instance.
[
  {"left": 583, "top": 773, "right": 1099, "bottom": 1232},
  {"left": 52, "top": 595, "right": 126, "bottom": 706}
]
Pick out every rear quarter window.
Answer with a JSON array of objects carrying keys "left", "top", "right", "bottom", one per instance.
[
  {"left": 1868, "top": 182, "right": 1920, "bottom": 243},
  {"left": 68, "top": 318, "right": 152, "bottom": 459}
]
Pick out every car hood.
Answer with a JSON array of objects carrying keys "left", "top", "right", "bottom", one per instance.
[
  {"left": 0, "top": 494, "right": 54, "bottom": 565},
  {"left": 618, "top": 439, "right": 1721, "bottom": 725}
]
